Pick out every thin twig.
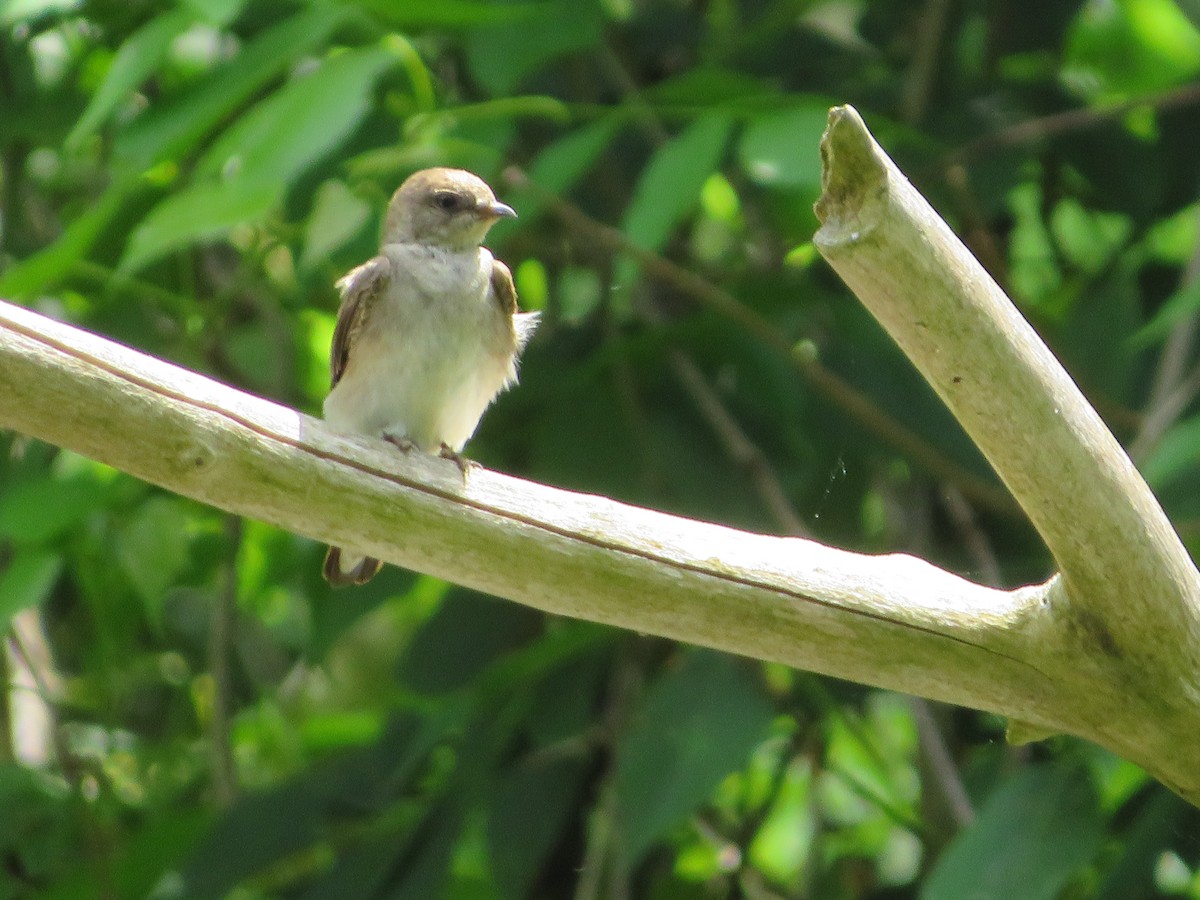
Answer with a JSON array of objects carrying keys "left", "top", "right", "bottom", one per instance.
[
  {"left": 208, "top": 515, "right": 240, "bottom": 808},
  {"left": 940, "top": 484, "right": 1003, "bottom": 587},
  {"left": 600, "top": 262, "right": 665, "bottom": 496},
  {"left": 900, "top": 0, "right": 954, "bottom": 126},
  {"left": 0, "top": 624, "right": 11, "bottom": 764},
  {"left": 1130, "top": 207, "right": 1200, "bottom": 462},
  {"left": 668, "top": 351, "right": 809, "bottom": 536},
  {"left": 504, "top": 167, "right": 1021, "bottom": 519},
  {"left": 574, "top": 642, "right": 641, "bottom": 900},
  {"left": 949, "top": 81, "right": 1200, "bottom": 166},
  {"left": 909, "top": 698, "right": 975, "bottom": 830}
]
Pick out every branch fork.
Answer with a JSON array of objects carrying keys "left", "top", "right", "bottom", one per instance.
[{"left": 2, "top": 106, "right": 1199, "bottom": 804}]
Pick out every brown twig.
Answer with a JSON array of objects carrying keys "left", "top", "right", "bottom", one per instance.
[
  {"left": 504, "top": 167, "right": 1021, "bottom": 519},
  {"left": 668, "top": 351, "right": 810, "bottom": 536},
  {"left": 208, "top": 515, "right": 240, "bottom": 808},
  {"left": 948, "top": 81, "right": 1200, "bottom": 166},
  {"left": 910, "top": 697, "right": 975, "bottom": 831},
  {"left": 900, "top": 0, "right": 954, "bottom": 126},
  {"left": 1130, "top": 206, "right": 1200, "bottom": 462}
]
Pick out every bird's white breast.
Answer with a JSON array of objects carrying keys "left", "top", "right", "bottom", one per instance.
[{"left": 323, "top": 243, "right": 520, "bottom": 452}]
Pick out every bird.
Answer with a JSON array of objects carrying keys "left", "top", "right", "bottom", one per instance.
[{"left": 321, "top": 167, "right": 538, "bottom": 587}]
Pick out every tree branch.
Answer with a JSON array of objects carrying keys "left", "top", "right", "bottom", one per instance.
[
  {"left": 1, "top": 107, "right": 1199, "bottom": 805},
  {"left": 814, "top": 105, "right": 1200, "bottom": 801}
]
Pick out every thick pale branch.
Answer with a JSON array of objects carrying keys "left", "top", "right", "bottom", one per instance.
[
  {"left": 0, "top": 302, "right": 1049, "bottom": 716},
  {"left": 814, "top": 106, "right": 1200, "bottom": 800},
  {"left": 2, "top": 296, "right": 1200, "bottom": 802}
]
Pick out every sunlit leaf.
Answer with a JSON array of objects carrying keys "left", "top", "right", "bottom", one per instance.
[
  {"left": 300, "top": 180, "right": 372, "bottom": 272},
  {"left": 196, "top": 45, "right": 399, "bottom": 188},
  {"left": 0, "top": 550, "right": 62, "bottom": 631},
  {"left": 623, "top": 113, "right": 733, "bottom": 251},
  {"left": 67, "top": 9, "right": 194, "bottom": 148},
  {"left": 120, "top": 179, "right": 279, "bottom": 272},
  {"left": 114, "top": 6, "right": 352, "bottom": 169},
  {"left": 739, "top": 101, "right": 830, "bottom": 188},
  {"left": 0, "top": 0, "right": 80, "bottom": 25},
  {"left": 1066, "top": 0, "right": 1200, "bottom": 96}
]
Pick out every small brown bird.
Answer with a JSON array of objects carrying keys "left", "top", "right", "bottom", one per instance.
[{"left": 322, "top": 168, "right": 537, "bottom": 586}]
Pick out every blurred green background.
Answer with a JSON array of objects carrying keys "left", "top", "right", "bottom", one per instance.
[{"left": 3, "top": 0, "right": 1200, "bottom": 897}]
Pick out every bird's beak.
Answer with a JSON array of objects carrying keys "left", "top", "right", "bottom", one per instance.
[{"left": 481, "top": 200, "right": 517, "bottom": 220}]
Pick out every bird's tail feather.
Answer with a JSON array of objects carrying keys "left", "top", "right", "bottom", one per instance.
[{"left": 323, "top": 546, "right": 382, "bottom": 587}]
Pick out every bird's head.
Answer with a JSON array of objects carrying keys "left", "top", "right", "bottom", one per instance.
[{"left": 383, "top": 167, "right": 516, "bottom": 250}]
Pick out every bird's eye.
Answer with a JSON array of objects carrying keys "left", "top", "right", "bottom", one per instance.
[{"left": 433, "top": 192, "right": 461, "bottom": 211}]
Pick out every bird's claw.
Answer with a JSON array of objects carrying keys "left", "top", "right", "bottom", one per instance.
[
  {"left": 384, "top": 434, "right": 416, "bottom": 453},
  {"left": 439, "top": 444, "right": 475, "bottom": 478}
]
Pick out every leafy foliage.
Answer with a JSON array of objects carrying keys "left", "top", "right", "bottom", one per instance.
[{"left": 3, "top": 0, "right": 1200, "bottom": 897}]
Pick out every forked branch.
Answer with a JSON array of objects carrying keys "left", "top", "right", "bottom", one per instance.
[{"left": 0, "top": 107, "right": 1198, "bottom": 804}]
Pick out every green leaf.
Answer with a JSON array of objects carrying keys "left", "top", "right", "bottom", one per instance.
[
  {"left": 1142, "top": 414, "right": 1200, "bottom": 488},
  {"left": 530, "top": 118, "right": 623, "bottom": 193},
  {"left": 0, "top": 476, "right": 107, "bottom": 543},
  {"left": 1130, "top": 277, "right": 1200, "bottom": 348},
  {"left": 397, "top": 591, "right": 541, "bottom": 694},
  {"left": 1095, "top": 790, "right": 1189, "bottom": 900},
  {"left": 114, "top": 496, "right": 196, "bottom": 622},
  {"left": 644, "top": 67, "right": 780, "bottom": 108},
  {"left": 501, "top": 117, "right": 624, "bottom": 233},
  {"left": 0, "top": 765, "right": 73, "bottom": 885},
  {"left": 921, "top": 765, "right": 1103, "bottom": 900},
  {"left": 465, "top": 0, "right": 603, "bottom": 95},
  {"left": 0, "top": 550, "right": 62, "bottom": 631},
  {"left": 1066, "top": 0, "right": 1200, "bottom": 96},
  {"left": 120, "top": 178, "right": 279, "bottom": 272},
  {"left": 0, "top": 179, "right": 140, "bottom": 296},
  {"left": 738, "top": 101, "right": 830, "bottom": 188},
  {"left": 383, "top": 805, "right": 464, "bottom": 900},
  {"left": 613, "top": 651, "right": 774, "bottom": 860},
  {"left": 358, "top": 0, "right": 547, "bottom": 28},
  {"left": 113, "top": 6, "right": 352, "bottom": 170},
  {"left": 0, "top": 0, "right": 79, "bottom": 26},
  {"left": 196, "top": 44, "right": 400, "bottom": 188},
  {"left": 176, "top": 0, "right": 245, "bottom": 27},
  {"left": 300, "top": 180, "right": 372, "bottom": 272},
  {"left": 114, "top": 810, "right": 211, "bottom": 900},
  {"left": 122, "top": 45, "right": 399, "bottom": 271},
  {"left": 622, "top": 113, "right": 733, "bottom": 251},
  {"left": 66, "top": 9, "right": 195, "bottom": 149}
]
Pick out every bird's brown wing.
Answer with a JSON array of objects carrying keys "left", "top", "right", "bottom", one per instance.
[
  {"left": 330, "top": 255, "right": 391, "bottom": 388},
  {"left": 490, "top": 258, "right": 518, "bottom": 320}
]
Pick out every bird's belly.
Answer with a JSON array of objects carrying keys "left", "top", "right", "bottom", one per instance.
[{"left": 324, "top": 309, "right": 514, "bottom": 452}]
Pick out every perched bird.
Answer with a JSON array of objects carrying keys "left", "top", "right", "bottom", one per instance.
[{"left": 322, "top": 168, "right": 538, "bottom": 587}]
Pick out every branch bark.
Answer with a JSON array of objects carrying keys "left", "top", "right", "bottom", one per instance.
[
  {"left": 1, "top": 106, "right": 1198, "bottom": 805},
  {"left": 815, "top": 105, "right": 1200, "bottom": 800}
]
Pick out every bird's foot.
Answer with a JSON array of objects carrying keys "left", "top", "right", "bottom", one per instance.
[
  {"left": 384, "top": 434, "right": 416, "bottom": 453},
  {"left": 439, "top": 444, "right": 476, "bottom": 478}
]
